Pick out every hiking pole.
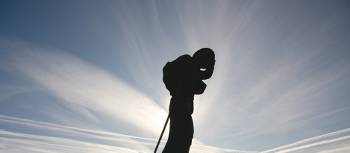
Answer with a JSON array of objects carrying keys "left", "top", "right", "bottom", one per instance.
[{"left": 154, "top": 114, "right": 170, "bottom": 153}]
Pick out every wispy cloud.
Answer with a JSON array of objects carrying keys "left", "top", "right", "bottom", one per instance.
[
  {"left": 7, "top": 41, "right": 167, "bottom": 136},
  {"left": 3, "top": 41, "right": 257, "bottom": 153},
  {"left": 0, "top": 114, "right": 155, "bottom": 152},
  {"left": 0, "top": 114, "right": 253, "bottom": 153},
  {"left": 0, "top": 130, "right": 140, "bottom": 153},
  {"left": 1, "top": 0, "right": 350, "bottom": 151},
  {"left": 262, "top": 128, "right": 350, "bottom": 153}
]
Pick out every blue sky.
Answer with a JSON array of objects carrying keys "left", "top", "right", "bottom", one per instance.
[{"left": 1, "top": 0, "right": 350, "bottom": 152}]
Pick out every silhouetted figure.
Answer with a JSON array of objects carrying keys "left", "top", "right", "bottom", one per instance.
[{"left": 162, "top": 48, "right": 215, "bottom": 153}]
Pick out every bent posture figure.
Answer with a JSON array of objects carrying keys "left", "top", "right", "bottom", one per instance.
[{"left": 162, "top": 48, "right": 215, "bottom": 153}]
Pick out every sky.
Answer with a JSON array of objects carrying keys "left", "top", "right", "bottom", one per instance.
[{"left": 0, "top": 0, "right": 350, "bottom": 152}]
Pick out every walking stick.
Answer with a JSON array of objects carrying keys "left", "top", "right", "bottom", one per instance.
[{"left": 154, "top": 114, "right": 170, "bottom": 153}]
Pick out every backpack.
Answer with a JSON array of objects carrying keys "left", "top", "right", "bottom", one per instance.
[{"left": 163, "top": 62, "right": 177, "bottom": 94}]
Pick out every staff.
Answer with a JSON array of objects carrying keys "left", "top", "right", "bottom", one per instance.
[{"left": 154, "top": 114, "right": 170, "bottom": 153}]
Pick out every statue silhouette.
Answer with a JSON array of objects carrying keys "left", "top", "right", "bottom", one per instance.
[{"left": 161, "top": 48, "right": 215, "bottom": 153}]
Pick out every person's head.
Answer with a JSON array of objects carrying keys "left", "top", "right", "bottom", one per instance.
[{"left": 192, "top": 48, "right": 215, "bottom": 68}]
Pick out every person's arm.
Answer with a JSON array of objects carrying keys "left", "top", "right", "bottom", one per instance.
[
  {"left": 198, "top": 60, "right": 215, "bottom": 80},
  {"left": 193, "top": 80, "right": 207, "bottom": 95}
]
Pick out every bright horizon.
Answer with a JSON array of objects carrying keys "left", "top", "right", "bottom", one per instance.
[{"left": 1, "top": 0, "right": 350, "bottom": 152}]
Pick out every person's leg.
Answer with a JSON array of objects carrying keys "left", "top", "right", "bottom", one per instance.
[
  {"left": 181, "top": 115, "right": 194, "bottom": 153},
  {"left": 163, "top": 97, "right": 194, "bottom": 153},
  {"left": 166, "top": 115, "right": 193, "bottom": 153},
  {"left": 163, "top": 118, "right": 188, "bottom": 153}
]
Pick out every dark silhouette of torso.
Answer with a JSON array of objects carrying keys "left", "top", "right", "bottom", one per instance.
[{"left": 162, "top": 49, "right": 215, "bottom": 153}]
